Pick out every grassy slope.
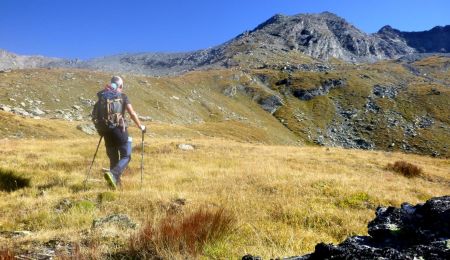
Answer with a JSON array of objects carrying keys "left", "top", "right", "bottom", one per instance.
[
  {"left": 0, "top": 57, "right": 449, "bottom": 258},
  {"left": 257, "top": 58, "right": 450, "bottom": 156},
  {"left": 0, "top": 129, "right": 448, "bottom": 258},
  {"left": 1, "top": 56, "right": 449, "bottom": 156},
  {"left": 0, "top": 68, "right": 298, "bottom": 144}
]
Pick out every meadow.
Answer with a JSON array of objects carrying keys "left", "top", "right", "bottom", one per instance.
[{"left": 0, "top": 122, "right": 448, "bottom": 259}]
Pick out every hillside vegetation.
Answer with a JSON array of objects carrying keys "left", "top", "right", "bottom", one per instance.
[
  {"left": 0, "top": 54, "right": 449, "bottom": 258},
  {"left": 1, "top": 55, "right": 449, "bottom": 156},
  {"left": 0, "top": 114, "right": 448, "bottom": 259}
]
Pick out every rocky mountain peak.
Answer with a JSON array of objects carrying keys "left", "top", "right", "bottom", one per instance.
[
  {"left": 240, "top": 12, "right": 412, "bottom": 62},
  {"left": 1, "top": 13, "right": 449, "bottom": 74}
]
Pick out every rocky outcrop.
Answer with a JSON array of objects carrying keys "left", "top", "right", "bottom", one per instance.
[
  {"left": 1, "top": 13, "right": 449, "bottom": 75},
  {"left": 259, "top": 95, "right": 284, "bottom": 114},
  {"left": 243, "top": 196, "right": 450, "bottom": 260},
  {"left": 291, "top": 79, "right": 346, "bottom": 101},
  {"left": 0, "top": 49, "right": 70, "bottom": 70},
  {"left": 378, "top": 25, "right": 450, "bottom": 53}
]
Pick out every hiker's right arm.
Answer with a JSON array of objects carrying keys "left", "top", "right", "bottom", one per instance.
[{"left": 126, "top": 104, "right": 145, "bottom": 131}]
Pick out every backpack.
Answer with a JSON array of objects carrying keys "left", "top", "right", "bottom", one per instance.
[{"left": 92, "top": 90, "right": 124, "bottom": 133}]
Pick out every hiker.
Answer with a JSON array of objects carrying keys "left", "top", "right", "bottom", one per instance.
[{"left": 92, "top": 76, "right": 146, "bottom": 189}]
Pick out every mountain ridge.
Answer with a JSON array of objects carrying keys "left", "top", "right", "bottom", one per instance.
[{"left": 1, "top": 12, "right": 449, "bottom": 75}]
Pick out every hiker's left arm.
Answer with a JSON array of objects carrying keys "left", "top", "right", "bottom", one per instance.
[{"left": 126, "top": 104, "right": 144, "bottom": 130}]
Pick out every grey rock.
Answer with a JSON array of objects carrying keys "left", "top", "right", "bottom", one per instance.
[
  {"left": 259, "top": 95, "right": 283, "bottom": 114},
  {"left": 178, "top": 144, "right": 195, "bottom": 151},
  {"left": 55, "top": 198, "right": 72, "bottom": 213},
  {"left": 12, "top": 107, "right": 30, "bottom": 117},
  {"left": 76, "top": 123, "right": 96, "bottom": 135},
  {"left": 0, "top": 230, "right": 32, "bottom": 238},
  {"left": 0, "top": 104, "right": 12, "bottom": 112},
  {"left": 29, "top": 107, "right": 46, "bottom": 116},
  {"left": 415, "top": 116, "right": 434, "bottom": 128},
  {"left": 365, "top": 97, "right": 381, "bottom": 113},
  {"left": 92, "top": 214, "right": 137, "bottom": 229},
  {"left": 138, "top": 115, "right": 152, "bottom": 121},
  {"left": 292, "top": 79, "right": 346, "bottom": 101},
  {"left": 372, "top": 85, "right": 398, "bottom": 99},
  {"left": 72, "top": 105, "right": 82, "bottom": 111}
]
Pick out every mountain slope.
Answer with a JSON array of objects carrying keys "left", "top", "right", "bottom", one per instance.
[
  {"left": 378, "top": 25, "right": 450, "bottom": 53},
  {"left": 0, "top": 54, "right": 449, "bottom": 157},
  {"left": 0, "top": 49, "right": 63, "bottom": 70},
  {"left": 1, "top": 12, "right": 449, "bottom": 75}
]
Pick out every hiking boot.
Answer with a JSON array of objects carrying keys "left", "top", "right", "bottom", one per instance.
[{"left": 104, "top": 171, "right": 117, "bottom": 190}]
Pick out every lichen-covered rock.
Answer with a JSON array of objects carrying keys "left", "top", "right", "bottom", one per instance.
[{"left": 92, "top": 214, "right": 138, "bottom": 229}]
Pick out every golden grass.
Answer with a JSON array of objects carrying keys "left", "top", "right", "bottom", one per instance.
[{"left": 0, "top": 134, "right": 448, "bottom": 259}]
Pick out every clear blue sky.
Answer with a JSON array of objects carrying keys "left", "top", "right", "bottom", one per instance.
[{"left": 0, "top": 0, "right": 449, "bottom": 59}]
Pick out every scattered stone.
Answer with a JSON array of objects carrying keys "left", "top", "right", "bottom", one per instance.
[
  {"left": 0, "top": 104, "right": 12, "bottom": 112},
  {"left": 29, "top": 107, "right": 46, "bottom": 116},
  {"left": 72, "top": 105, "right": 82, "bottom": 111},
  {"left": 259, "top": 95, "right": 283, "bottom": 114},
  {"left": 432, "top": 151, "right": 440, "bottom": 157},
  {"left": 138, "top": 115, "right": 152, "bottom": 121},
  {"left": 242, "top": 255, "right": 262, "bottom": 260},
  {"left": 8, "top": 98, "right": 16, "bottom": 102},
  {"left": 429, "top": 88, "right": 441, "bottom": 95},
  {"left": 20, "top": 102, "right": 26, "bottom": 107},
  {"left": 178, "top": 144, "right": 195, "bottom": 151},
  {"left": 365, "top": 97, "right": 380, "bottom": 113},
  {"left": 92, "top": 214, "right": 137, "bottom": 229},
  {"left": 0, "top": 230, "right": 32, "bottom": 238},
  {"left": 12, "top": 107, "right": 30, "bottom": 117},
  {"left": 76, "top": 123, "right": 96, "bottom": 135},
  {"left": 372, "top": 85, "right": 398, "bottom": 99},
  {"left": 55, "top": 198, "right": 72, "bottom": 213},
  {"left": 415, "top": 115, "right": 434, "bottom": 128}
]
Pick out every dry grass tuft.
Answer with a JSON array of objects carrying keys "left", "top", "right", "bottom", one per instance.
[
  {"left": 386, "top": 160, "right": 423, "bottom": 178},
  {"left": 0, "top": 248, "right": 15, "bottom": 260},
  {"left": 129, "top": 207, "right": 235, "bottom": 257}
]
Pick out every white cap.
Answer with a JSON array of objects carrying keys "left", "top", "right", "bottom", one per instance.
[{"left": 111, "top": 76, "right": 123, "bottom": 89}]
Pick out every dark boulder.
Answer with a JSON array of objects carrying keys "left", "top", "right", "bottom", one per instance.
[{"left": 293, "top": 79, "right": 346, "bottom": 101}]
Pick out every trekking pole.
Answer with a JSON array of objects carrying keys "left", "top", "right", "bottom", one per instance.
[
  {"left": 83, "top": 136, "right": 103, "bottom": 189},
  {"left": 140, "top": 130, "right": 145, "bottom": 189}
]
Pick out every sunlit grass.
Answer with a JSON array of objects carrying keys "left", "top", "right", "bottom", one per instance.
[{"left": 0, "top": 135, "right": 448, "bottom": 259}]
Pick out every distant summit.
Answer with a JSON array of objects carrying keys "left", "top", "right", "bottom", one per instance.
[
  {"left": 1, "top": 12, "right": 449, "bottom": 75},
  {"left": 378, "top": 24, "right": 450, "bottom": 53}
]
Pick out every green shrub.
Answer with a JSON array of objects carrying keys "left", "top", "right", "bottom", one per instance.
[
  {"left": 337, "top": 192, "right": 371, "bottom": 209},
  {"left": 73, "top": 200, "right": 96, "bottom": 212},
  {"left": 98, "top": 191, "right": 117, "bottom": 203}
]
